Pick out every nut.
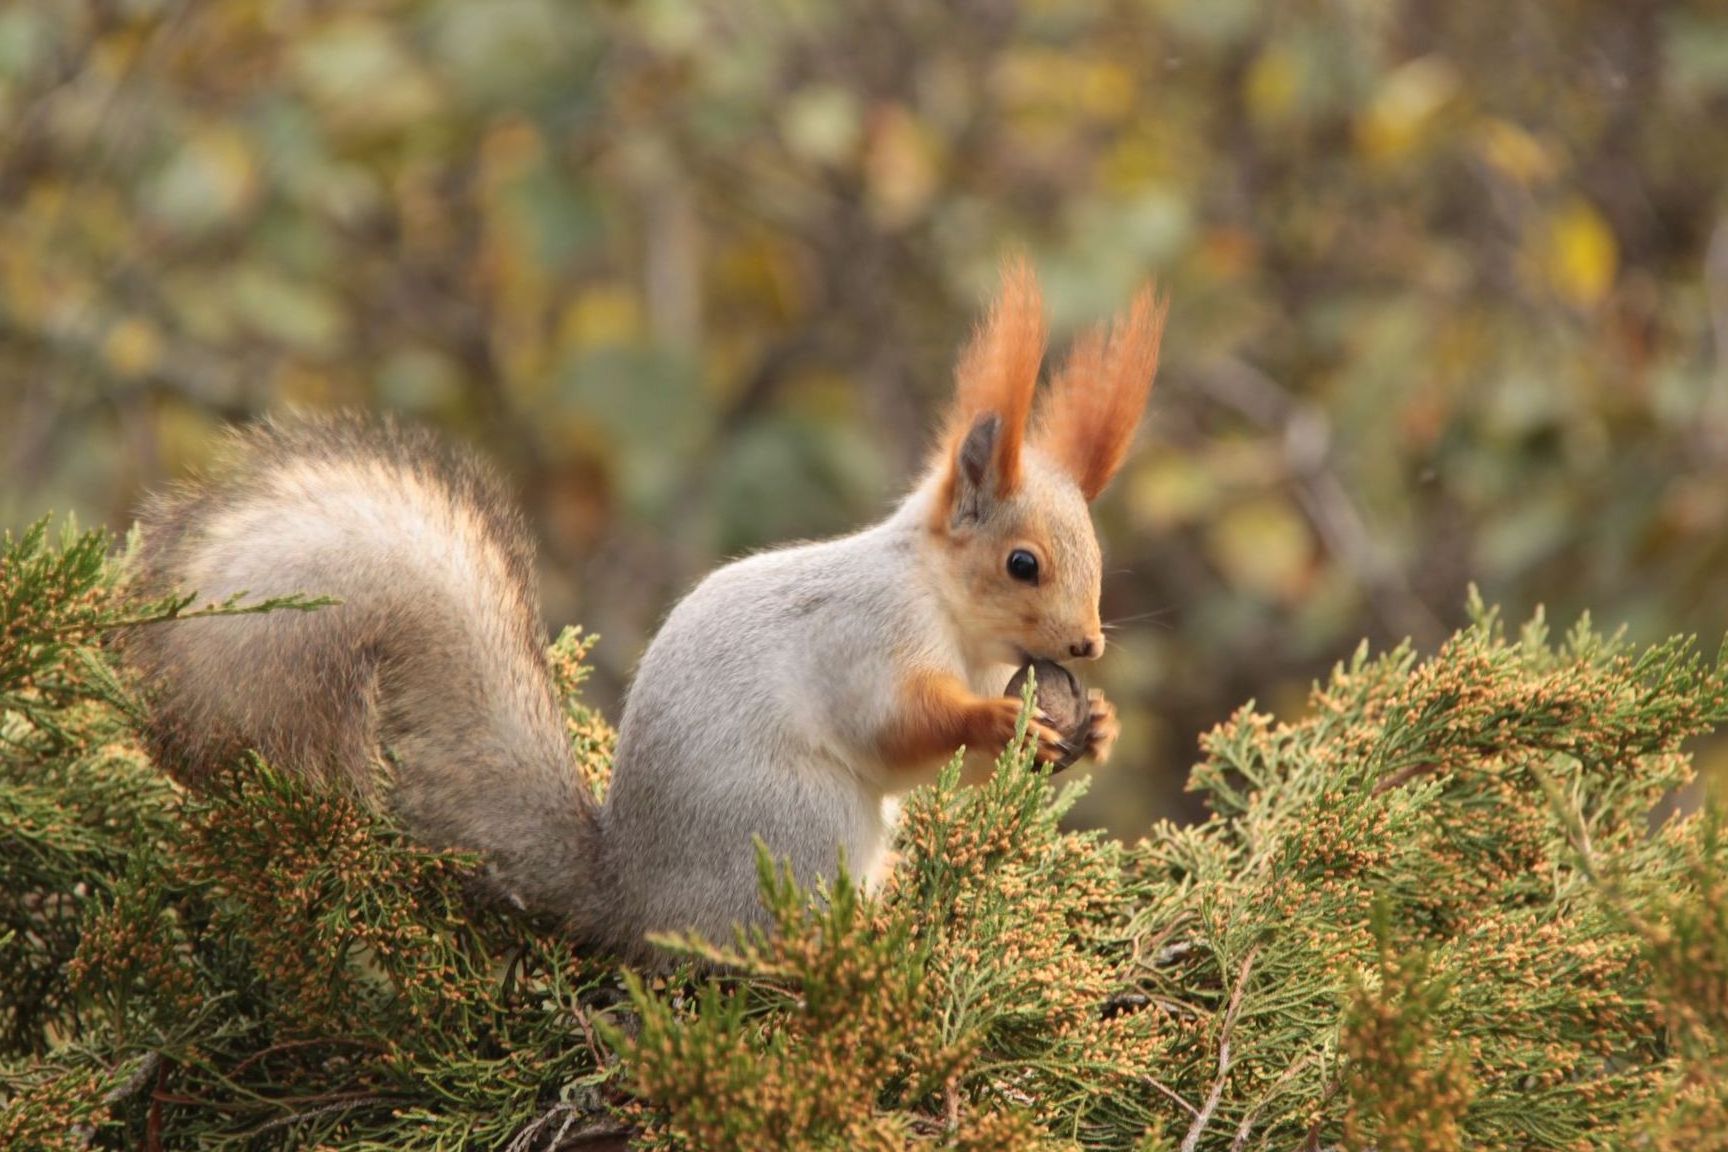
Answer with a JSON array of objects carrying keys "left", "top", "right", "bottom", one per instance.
[{"left": 1004, "top": 658, "right": 1091, "bottom": 771}]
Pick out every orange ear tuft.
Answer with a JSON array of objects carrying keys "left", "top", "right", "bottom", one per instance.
[
  {"left": 1036, "top": 283, "right": 1166, "bottom": 501},
  {"left": 943, "top": 255, "right": 1047, "bottom": 495}
]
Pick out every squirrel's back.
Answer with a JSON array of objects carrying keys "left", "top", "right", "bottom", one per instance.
[{"left": 123, "top": 415, "right": 603, "bottom": 927}]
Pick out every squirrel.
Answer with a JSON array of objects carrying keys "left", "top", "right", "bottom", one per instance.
[{"left": 121, "top": 258, "right": 1165, "bottom": 962}]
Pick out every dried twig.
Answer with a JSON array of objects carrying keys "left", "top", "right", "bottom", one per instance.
[
  {"left": 242, "top": 1097, "right": 403, "bottom": 1139},
  {"left": 74, "top": 1052, "right": 166, "bottom": 1150},
  {"left": 1145, "top": 1075, "right": 1200, "bottom": 1120},
  {"left": 1183, "top": 357, "right": 1446, "bottom": 648},
  {"left": 1371, "top": 760, "right": 1439, "bottom": 796},
  {"left": 101, "top": 1052, "right": 163, "bottom": 1110},
  {"left": 506, "top": 1102, "right": 632, "bottom": 1152},
  {"left": 1180, "top": 945, "right": 1260, "bottom": 1152}
]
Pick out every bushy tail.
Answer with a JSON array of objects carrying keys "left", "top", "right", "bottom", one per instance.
[{"left": 122, "top": 414, "right": 603, "bottom": 925}]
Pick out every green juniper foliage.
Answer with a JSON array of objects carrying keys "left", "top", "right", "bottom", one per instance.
[{"left": 2, "top": 520, "right": 1727, "bottom": 1150}]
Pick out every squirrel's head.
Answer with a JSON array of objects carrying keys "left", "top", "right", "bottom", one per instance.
[{"left": 926, "top": 257, "right": 1166, "bottom": 669}]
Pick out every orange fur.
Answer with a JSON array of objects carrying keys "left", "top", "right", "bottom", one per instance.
[
  {"left": 1036, "top": 283, "right": 1167, "bottom": 501},
  {"left": 941, "top": 255, "right": 1047, "bottom": 497},
  {"left": 878, "top": 668, "right": 1063, "bottom": 777}
]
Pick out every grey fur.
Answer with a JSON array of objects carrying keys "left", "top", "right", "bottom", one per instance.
[{"left": 598, "top": 497, "right": 970, "bottom": 949}]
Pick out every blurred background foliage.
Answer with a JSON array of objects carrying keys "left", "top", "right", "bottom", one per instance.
[{"left": 3, "top": 0, "right": 1728, "bottom": 832}]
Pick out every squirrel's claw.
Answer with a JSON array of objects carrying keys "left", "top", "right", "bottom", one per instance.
[
  {"left": 1027, "top": 715, "right": 1063, "bottom": 754},
  {"left": 1026, "top": 709, "right": 1080, "bottom": 773}
]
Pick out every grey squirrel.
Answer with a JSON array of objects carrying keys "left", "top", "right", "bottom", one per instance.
[{"left": 122, "top": 259, "right": 1165, "bottom": 962}]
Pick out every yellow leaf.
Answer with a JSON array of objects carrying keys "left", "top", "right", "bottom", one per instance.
[
  {"left": 559, "top": 286, "right": 642, "bottom": 351},
  {"left": 1245, "top": 44, "right": 1301, "bottom": 126},
  {"left": 1076, "top": 59, "right": 1136, "bottom": 122},
  {"left": 992, "top": 47, "right": 1062, "bottom": 109},
  {"left": 1474, "top": 118, "right": 1558, "bottom": 187},
  {"left": 102, "top": 317, "right": 164, "bottom": 380},
  {"left": 1542, "top": 199, "right": 1618, "bottom": 310},
  {"left": 1356, "top": 56, "right": 1460, "bottom": 163},
  {"left": 992, "top": 48, "right": 1133, "bottom": 123},
  {"left": 1101, "top": 130, "right": 1166, "bottom": 189}
]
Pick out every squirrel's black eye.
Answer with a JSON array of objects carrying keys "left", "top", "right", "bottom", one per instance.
[{"left": 1007, "top": 549, "right": 1040, "bottom": 584}]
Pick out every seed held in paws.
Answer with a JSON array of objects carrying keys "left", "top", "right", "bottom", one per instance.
[{"left": 1004, "top": 658, "right": 1093, "bottom": 772}]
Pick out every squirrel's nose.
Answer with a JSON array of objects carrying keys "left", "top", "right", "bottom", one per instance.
[{"left": 1069, "top": 635, "right": 1104, "bottom": 660}]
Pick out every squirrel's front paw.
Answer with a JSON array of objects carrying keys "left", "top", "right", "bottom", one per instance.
[
  {"left": 1082, "top": 689, "right": 1120, "bottom": 764},
  {"left": 1028, "top": 710, "right": 1075, "bottom": 769},
  {"left": 978, "top": 697, "right": 1069, "bottom": 768}
]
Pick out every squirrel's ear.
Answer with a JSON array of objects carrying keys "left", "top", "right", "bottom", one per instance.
[
  {"left": 1035, "top": 282, "right": 1166, "bottom": 501},
  {"left": 936, "top": 256, "right": 1046, "bottom": 529}
]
